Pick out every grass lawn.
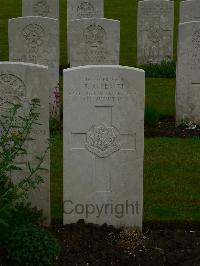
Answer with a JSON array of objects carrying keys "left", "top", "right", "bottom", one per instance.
[
  {"left": 51, "top": 133, "right": 200, "bottom": 222},
  {"left": 145, "top": 138, "right": 200, "bottom": 221},
  {"left": 0, "top": 0, "right": 199, "bottom": 223},
  {"left": 146, "top": 78, "right": 175, "bottom": 117}
]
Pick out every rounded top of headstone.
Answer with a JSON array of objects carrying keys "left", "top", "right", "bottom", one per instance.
[
  {"left": 9, "top": 16, "right": 58, "bottom": 23},
  {"left": 63, "top": 65, "right": 145, "bottom": 73},
  {"left": 0, "top": 62, "right": 48, "bottom": 69}
]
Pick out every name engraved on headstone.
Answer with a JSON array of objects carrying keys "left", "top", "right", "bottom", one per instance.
[{"left": 68, "top": 76, "right": 130, "bottom": 104}]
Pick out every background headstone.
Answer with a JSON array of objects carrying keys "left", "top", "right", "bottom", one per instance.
[
  {"left": 8, "top": 16, "right": 60, "bottom": 118},
  {"left": 0, "top": 62, "right": 50, "bottom": 224},
  {"left": 67, "top": 0, "right": 104, "bottom": 63},
  {"left": 63, "top": 65, "right": 144, "bottom": 229},
  {"left": 22, "top": 0, "right": 59, "bottom": 19},
  {"left": 137, "top": 0, "right": 174, "bottom": 64},
  {"left": 69, "top": 18, "right": 120, "bottom": 67},
  {"left": 180, "top": 0, "right": 200, "bottom": 23},
  {"left": 176, "top": 21, "right": 200, "bottom": 126}
]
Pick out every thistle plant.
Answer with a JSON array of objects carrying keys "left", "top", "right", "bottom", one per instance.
[{"left": 0, "top": 99, "right": 49, "bottom": 232}]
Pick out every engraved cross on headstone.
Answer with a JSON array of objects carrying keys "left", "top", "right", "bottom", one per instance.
[{"left": 71, "top": 106, "right": 136, "bottom": 193}]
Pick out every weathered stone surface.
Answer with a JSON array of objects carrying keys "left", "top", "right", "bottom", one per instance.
[
  {"left": 67, "top": 0, "right": 104, "bottom": 63},
  {"left": 176, "top": 21, "right": 200, "bottom": 126},
  {"left": 8, "top": 16, "right": 60, "bottom": 118},
  {"left": 67, "top": 0, "right": 104, "bottom": 22},
  {"left": 180, "top": 0, "right": 200, "bottom": 23},
  {"left": 22, "top": 0, "right": 59, "bottom": 19},
  {"left": 137, "top": 0, "right": 174, "bottom": 64},
  {"left": 69, "top": 18, "right": 120, "bottom": 67},
  {"left": 0, "top": 62, "right": 50, "bottom": 224},
  {"left": 63, "top": 65, "right": 144, "bottom": 229}
]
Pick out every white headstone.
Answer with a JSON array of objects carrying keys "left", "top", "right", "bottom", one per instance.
[
  {"left": 69, "top": 18, "right": 120, "bottom": 67},
  {"left": 22, "top": 0, "right": 59, "bottom": 19},
  {"left": 8, "top": 17, "right": 60, "bottom": 118},
  {"left": 0, "top": 62, "right": 50, "bottom": 224},
  {"left": 180, "top": 0, "right": 200, "bottom": 23},
  {"left": 176, "top": 21, "right": 200, "bottom": 125},
  {"left": 67, "top": 0, "right": 104, "bottom": 63},
  {"left": 137, "top": 0, "right": 174, "bottom": 64},
  {"left": 63, "top": 65, "right": 144, "bottom": 229}
]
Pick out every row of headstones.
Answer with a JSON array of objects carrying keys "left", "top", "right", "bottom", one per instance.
[
  {"left": 23, "top": 0, "right": 120, "bottom": 67},
  {"left": 2, "top": 62, "right": 144, "bottom": 229},
  {"left": 61, "top": 0, "right": 200, "bottom": 230},
  {"left": 177, "top": 0, "right": 200, "bottom": 125},
  {"left": 9, "top": 0, "right": 60, "bottom": 118},
  {"left": 8, "top": 0, "right": 106, "bottom": 120},
  {"left": 138, "top": 0, "right": 200, "bottom": 125},
  {"left": 2, "top": 0, "right": 60, "bottom": 225},
  {"left": 67, "top": 0, "right": 120, "bottom": 67},
  {"left": 66, "top": 1, "right": 140, "bottom": 228},
  {"left": 67, "top": 0, "right": 200, "bottom": 74},
  {"left": 68, "top": 0, "right": 200, "bottom": 68},
  {"left": 8, "top": 0, "right": 200, "bottom": 72},
  {"left": 7, "top": 0, "right": 120, "bottom": 120},
  {"left": 1, "top": 1, "right": 142, "bottom": 229},
  {"left": 138, "top": 0, "right": 200, "bottom": 64},
  {"left": 3, "top": 0, "right": 199, "bottom": 229}
]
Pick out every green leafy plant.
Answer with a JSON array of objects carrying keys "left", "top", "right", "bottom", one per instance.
[
  {"left": 0, "top": 202, "right": 45, "bottom": 246},
  {"left": 145, "top": 106, "right": 160, "bottom": 127},
  {"left": 9, "top": 202, "right": 44, "bottom": 226},
  {"left": 0, "top": 99, "right": 49, "bottom": 241},
  {"left": 140, "top": 61, "right": 176, "bottom": 78},
  {"left": 7, "top": 224, "right": 60, "bottom": 266}
]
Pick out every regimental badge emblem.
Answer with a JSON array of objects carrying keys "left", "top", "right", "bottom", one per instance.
[
  {"left": 22, "top": 23, "right": 45, "bottom": 46},
  {"left": 22, "top": 24, "right": 45, "bottom": 62},
  {"left": 85, "top": 124, "right": 121, "bottom": 158},
  {"left": 0, "top": 74, "right": 26, "bottom": 110},
  {"left": 33, "top": 0, "right": 50, "bottom": 16},
  {"left": 84, "top": 24, "right": 106, "bottom": 48}
]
